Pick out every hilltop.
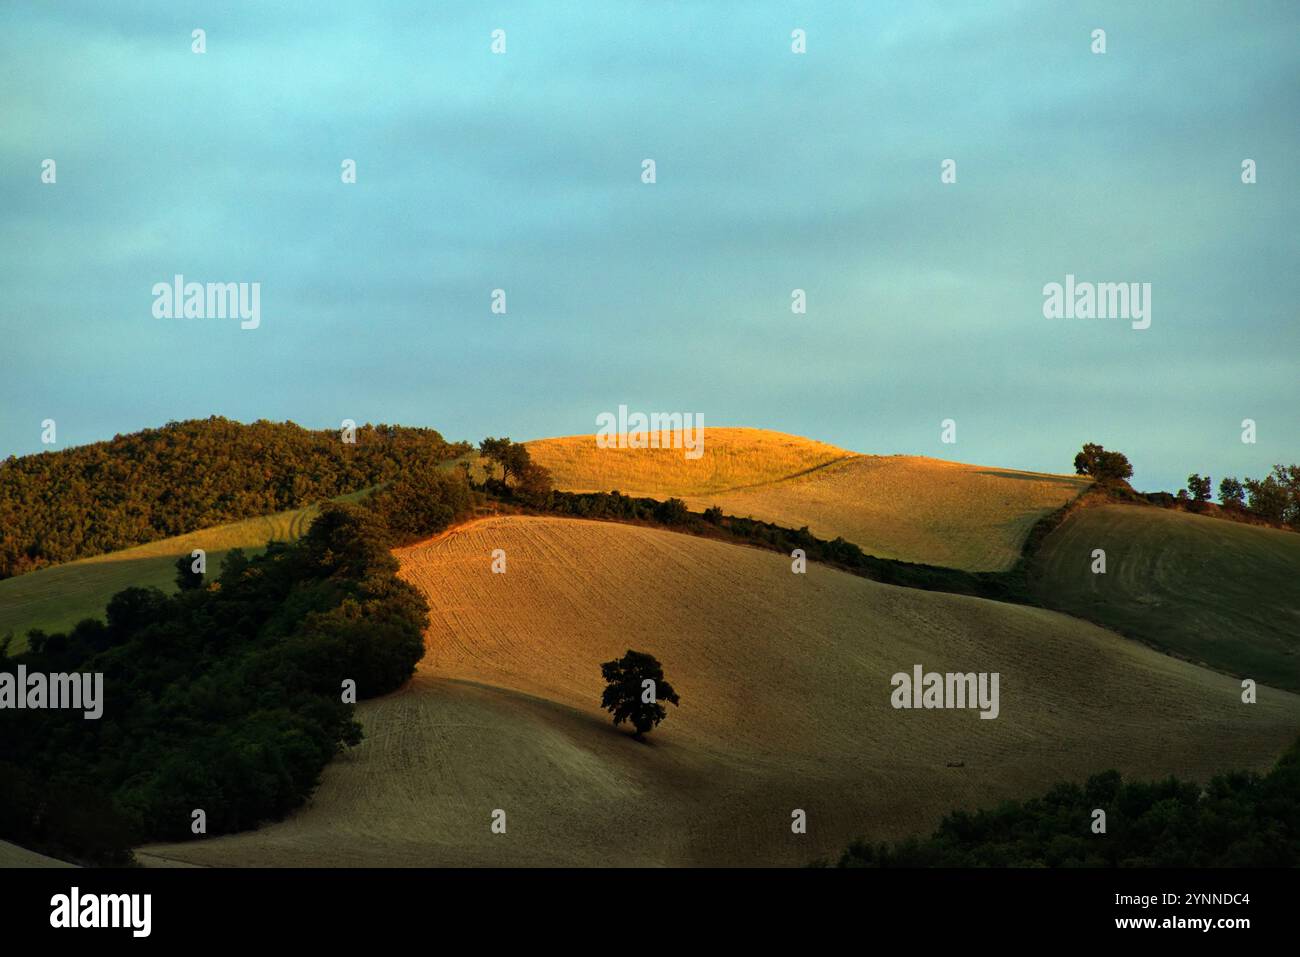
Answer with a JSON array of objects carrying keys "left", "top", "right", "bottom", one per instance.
[{"left": 529, "top": 429, "right": 1089, "bottom": 570}]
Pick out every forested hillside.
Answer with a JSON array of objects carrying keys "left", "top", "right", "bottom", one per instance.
[
  {"left": 0, "top": 417, "right": 469, "bottom": 579},
  {"left": 0, "top": 500, "right": 449, "bottom": 865}
]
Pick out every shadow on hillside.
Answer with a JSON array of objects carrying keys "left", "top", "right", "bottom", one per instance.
[
  {"left": 972, "top": 469, "right": 1086, "bottom": 487},
  {"left": 431, "top": 677, "right": 668, "bottom": 748}
]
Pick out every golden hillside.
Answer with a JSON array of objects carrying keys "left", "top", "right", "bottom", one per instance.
[
  {"left": 528, "top": 429, "right": 1089, "bottom": 571},
  {"left": 139, "top": 517, "right": 1300, "bottom": 867},
  {"left": 526, "top": 427, "right": 853, "bottom": 497}
]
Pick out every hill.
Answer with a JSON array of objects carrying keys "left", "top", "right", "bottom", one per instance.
[
  {"left": 528, "top": 429, "right": 1089, "bottom": 571},
  {"left": 0, "top": 490, "right": 374, "bottom": 653},
  {"left": 526, "top": 428, "right": 853, "bottom": 496},
  {"left": 0, "top": 417, "right": 466, "bottom": 580},
  {"left": 0, "top": 507, "right": 308, "bottom": 652},
  {"left": 137, "top": 517, "right": 1300, "bottom": 867},
  {"left": 1031, "top": 503, "right": 1300, "bottom": 692}
]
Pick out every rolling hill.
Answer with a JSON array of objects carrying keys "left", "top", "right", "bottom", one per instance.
[
  {"left": 137, "top": 516, "right": 1300, "bottom": 867},
  {"left": 527, "top": 429, "right": 1089, "bottom": 571},
  {"left": 0, "top": 493, "right": 368, "bottom": 652},
  {"left": 0, "top": 427, "right": 1086, "bottom": 653},
  {"left": 1031, "top": 503, "right": 1300, "bottom": 692},
  {"left": 526, "top": 427, "right": 854, "bottom": 496}
]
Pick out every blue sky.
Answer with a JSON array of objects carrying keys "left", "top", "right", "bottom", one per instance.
[{"left": 1, "top": 1, "right": 1296, "bottom": 493}]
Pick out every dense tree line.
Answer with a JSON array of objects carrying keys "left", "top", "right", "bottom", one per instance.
[
  {"left": 1225, "top": 466, "right": 1300, "bottom": 526},
  {"left": 0, "top": 417, "right": 469, "bottom": 579},
  {"left": 830, "top": 736, "right": 1300, "bottom": 867},
  {"left": 1156, "top": 466, "right": 1300, "bottom": 527},
  {"left": 0, "top": 501, "right": 445, "bottom": 865}
]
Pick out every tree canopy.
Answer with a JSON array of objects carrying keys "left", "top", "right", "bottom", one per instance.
[
  {"left": 0, "top": 417, "right": 469, "bottom": 579},
  {"left": 1073, "top": 443, "right": 1133, "bottom": 481},
  {"left": 0, "top": 502, "right": 436, "bottom": 865},
  {"left": 599, "top": 650, "right": 680, "bottom": 738}
]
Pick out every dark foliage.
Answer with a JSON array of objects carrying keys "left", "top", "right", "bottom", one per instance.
[
  {"left": 1186, "top": 473, "right": 1212, "bottom": 504},
  {"left": 0, "top": 417, "right": 469, "bottom": 579},
  {"left": 0, "top": 503, "right": 429, "bottom": 865},
  {"left": 478, "top": 437, "right": 530, "bottom": 486},
  {"left": 174, "top": 553, "right": 203, "bottom": 590},
  {"left": 472, "top": 438, "right": 552, "bottom": 505},
  {"left": 365, "top": 470, "right": 471, "bottom": 546},
  {"left": 599, "top": 649, "right": 680, "bottom": 737},
  {"left": 1073, "top": 443, "right": 1133, "bottom": 481},
  {"left": 654, "top": 497, "right": 689, "bottom": 525},
  {"left": 1243, "top": 468, "right": 1299, "bottom": 526},
  {"left": 1218, "top": 476, "right": 1245, "bottom": 509},
  {"left": 832, "top": 737, "right": 1300, "bottom": 867}
]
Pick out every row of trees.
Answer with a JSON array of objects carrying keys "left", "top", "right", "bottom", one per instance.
[
  {"left": 1192, "top": 466, "right": 1300, "bottom": 526},
  {"left": 0, "top": 417, "right": 469, "bottom": 579}
]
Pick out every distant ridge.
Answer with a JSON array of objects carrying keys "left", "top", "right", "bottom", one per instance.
[{"left": 528, "top": 427, "right": 1089, "bottom": 571}]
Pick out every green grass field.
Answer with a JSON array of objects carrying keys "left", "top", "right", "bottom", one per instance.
[
  {"left": 0, "top": 489, "right": 373, "bottom": 653},
  {"left": 1030, "top": 504, "right": 1300, "bottom": 692}
]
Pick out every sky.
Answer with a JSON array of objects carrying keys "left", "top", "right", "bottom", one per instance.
[{"left": 1, "top": 0, "right": 1296, "bottom": 494}]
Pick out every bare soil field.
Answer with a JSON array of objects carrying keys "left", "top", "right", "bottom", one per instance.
[{"left": 139, "top": 517, "right": 1300, "bottom": 867}]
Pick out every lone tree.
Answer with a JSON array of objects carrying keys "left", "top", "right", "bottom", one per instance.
[
  {"left": 600, "top": 650, "right": 680, "bottom": 740},
  {"left": 478, "top": 437, "right": 552, "bottom": 502},
  {"left": 1073, "top": 443, "right": 1133, "bottom": 482}
]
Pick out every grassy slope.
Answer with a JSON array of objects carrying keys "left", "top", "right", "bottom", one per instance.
[
  {"left": 1031, "top": 503, "right": 1300, "bottom": 691},
  {"left": 138, "top": 517, "right": 1300, "bottom": 867},
  {"left": 0, "top": 489, "right": 371, "bottom": 652},
  {"left": 529, "top": 429, "right": 1089, "bottom": 571},
  {"left": 526, "top": 427, "right": 854, "bottom": 497},
  {"left": 0, "top": 840, "right": 75, "bottom": 868}
]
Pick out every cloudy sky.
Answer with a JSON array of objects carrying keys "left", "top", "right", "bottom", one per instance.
[{"left": 1, "top": 0, "right": 1296, "bottom": 492}]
